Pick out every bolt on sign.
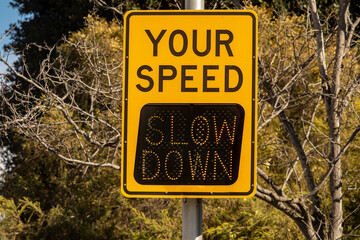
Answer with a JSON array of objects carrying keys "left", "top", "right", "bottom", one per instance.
[{"left": 122, "top": 10, "right": 257, "bottom": 198}]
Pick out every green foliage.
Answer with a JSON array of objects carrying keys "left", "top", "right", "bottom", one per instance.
[
  {"left": 126, "top": 201, "right": 182, "bottom": 239},
  {"left": 341, "top": 99, "right": 360, "bottom": 238},
  {"left": 0, "top": 155, "right": 183, "bottom": 239},
  {"left": 0, "top": 196, "right": 45, "bottom": 239},
  {"left": 203, "top": 198, "right": 303, "bottom": 239}
]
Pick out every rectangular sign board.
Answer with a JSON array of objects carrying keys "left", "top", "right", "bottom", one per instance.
[{"left": 122, "top": 10, "right": 257, "bottom": 198}]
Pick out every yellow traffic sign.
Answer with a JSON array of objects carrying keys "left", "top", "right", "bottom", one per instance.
[{"left": 122, "top": 10, "right": 257, "bottom": 198}]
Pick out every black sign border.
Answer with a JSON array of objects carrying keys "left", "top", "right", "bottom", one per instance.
[{"left": 123, "top": 11, "right": 257, "bottom": 197}]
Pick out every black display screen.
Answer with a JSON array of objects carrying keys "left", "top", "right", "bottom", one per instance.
[{"left": 134, "top": 104, "right": 245, "bottom": 185}]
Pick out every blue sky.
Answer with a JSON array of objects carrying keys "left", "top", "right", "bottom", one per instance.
[
  {"left": 0, "top": 0, "right": 24, "bottom": 73},
  {"left": 0, "top": 0, "right": 20, "bottom": 172}
]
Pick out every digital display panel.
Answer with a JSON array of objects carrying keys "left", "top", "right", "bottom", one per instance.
[{"left": 134, "top": 104, "right": 244, "bottom": 185}]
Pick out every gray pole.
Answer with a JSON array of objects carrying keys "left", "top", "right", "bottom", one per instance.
[
  {"left": 182, "top": 0, "right": 204, "bottom": 10},
  {"left": 182, "top": 198, "right": 202, "bottom": 240},
  {"left": 181, "top": 0, "right": 204, "bottom": 238}
]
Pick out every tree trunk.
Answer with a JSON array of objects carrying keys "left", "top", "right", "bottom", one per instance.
[
  {"left": 328, "top": 98, "right": 343, "bottom": 240},
  {"left": 328, "top": 0, "right": 349, "bottom": 238}
]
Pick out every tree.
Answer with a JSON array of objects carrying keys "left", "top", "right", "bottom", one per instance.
[
  {"left": 0, "top": 15, "right": 183, "bottom": 240},
  {"left": 5, "top": 0, "right": 93, "bottom": 73},
  {"left": 1, "top": 0, "right": 360, "bottom": 239},
  {"left": 255, "top": 0, "right": 360, "bottom": 239}
]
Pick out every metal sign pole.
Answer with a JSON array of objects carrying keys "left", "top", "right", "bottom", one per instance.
[
  {"left": 182, "top": 0, "right": 204, "bottom": 10},
  {"left": 181, "top": 0, "right": 204, "bottom": 238},
  {"left": 182, "top": 198, "right": 203, "bottom": 240}
]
